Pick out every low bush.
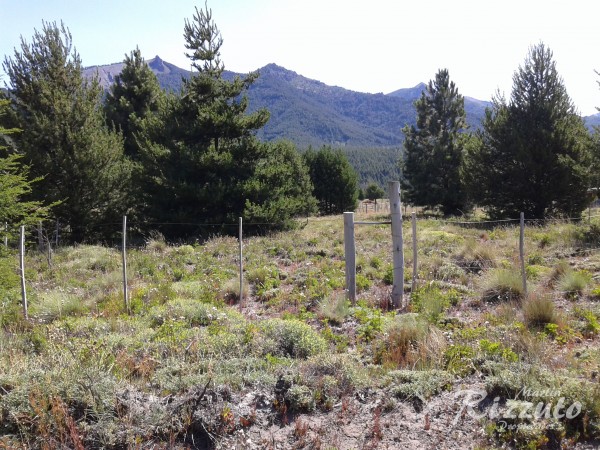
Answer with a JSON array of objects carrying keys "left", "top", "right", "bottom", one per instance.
[{"left": 257, "top": 318, "right": 327, "bottom": 358}]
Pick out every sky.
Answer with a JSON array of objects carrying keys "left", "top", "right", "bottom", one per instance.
[{"left": 1, "top": 0, "right": 600, "bottom": 115}]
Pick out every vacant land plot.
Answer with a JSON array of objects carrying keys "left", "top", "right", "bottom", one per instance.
[{"left": 0, "top": 214, "right": 599, "bottom": 449}]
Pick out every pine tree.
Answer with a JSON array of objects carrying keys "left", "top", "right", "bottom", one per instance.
[
  {"left": 136, "top": 5, "right": 314, "bottom": 237},
  {"left": 104, "top": 47, "right": 163, "bottom": 158},
  {"left": 179, "top": 4, "right": 269, "bottom": 151},
  {"left": 464, "top": 43, "right": 591, "bottom": 219},
  {"left": 3, "top": 22, "right": 132, "bottom": 242},
  {"left": 364, "top": 183, "right": 385, "bottom": 201},
  {"left": 401, "top": 69, "right": 468, "bottom": 215},
  {"left": 0, "top": 99, "right": 51, "bottom": 230},
  {"left": 303, "top": 146, "right": 358, "bottom": 215}
]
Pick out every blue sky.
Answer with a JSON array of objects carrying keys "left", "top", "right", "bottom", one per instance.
[{"left": 2, "top": 0, "right": 600, "bottom": 115}]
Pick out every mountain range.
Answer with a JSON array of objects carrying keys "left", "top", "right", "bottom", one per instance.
[
  {"left": 84, "top": 56, "right": 600, "bottom": 149},
  {"left": 84, "top": 56, "right": 492, "bottom": 149}
]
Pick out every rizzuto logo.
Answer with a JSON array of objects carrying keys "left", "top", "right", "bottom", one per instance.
[{"left": 453, "top": 389, "right": 582, "bottom": 429}]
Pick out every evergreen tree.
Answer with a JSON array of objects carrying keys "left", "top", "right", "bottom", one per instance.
[
  {"left": 303, "top": 146, "right": 358, "bottom": 215},
  {"left": 364, "top": 183, "right": 385, "bottom": 201},
  {"left": 179, "top": 4, "right": 269, "bottom": 151},
  {"left": 401, "top": 69, "right": 468, "bottom": 215},
  {"left": 464, "top": 43, "right": 591, "bottom": 219},
  {"left": 137, "top": 5, "right": 314, "bottom": 237},
  {"left": 104, "top": 47, "right": 163, "bottom": 158},
  {"left": 0, "top": 99, "right": 51, "bottom": 230},
  {"left": 243, "top": 140, "right": 317, "bottom": 229},
  {"left": 3, "top": 22, "right": 132, "bottom": 241}
]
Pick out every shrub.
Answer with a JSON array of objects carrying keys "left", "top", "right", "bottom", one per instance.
[
  {"left": 573, "top": 307, "right": 600, "bottom": 337},
  {"left": 410, "top": 285, "right": 460, "bottom": 323},
  {"left": 285, "top": 384, "right": 315, "bottom": 412},
  {"left": 384, "top": 369, "right": 453, "bottom": 401},
  {"left": 148, "top": 298, "right": 228, "bottom": 327},
  {"left": 258, "top": 319, "right": 327, "bottom": 358},
  {"left": 444, "top": 344, "right": 476, "bottom": 376}
]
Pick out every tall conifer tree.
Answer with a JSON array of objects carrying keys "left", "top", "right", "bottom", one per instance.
[
  {"left": 401, "top": 69, "right": 468, "bottom": 215},
  {"left": 104, "top": 47, "right": 163, "bottom": 158},
  {"left": 464, "top": 43, "right": 591, "bottom": 219},
  {"left": 3, "top": 22, "right": 131, "bottom": 241}
]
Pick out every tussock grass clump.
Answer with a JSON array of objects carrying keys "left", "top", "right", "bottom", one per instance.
[
  {"left": 556, "top": 270, "right": 591, "bottom": 299},
  {"left": 456, "top": 240, "right": 496, "bottom": 273},
  {"left": 374, "top": 313, "right": 446, "bottom": 369},
  {"left": 220, "top": 277, "right": 250, "bottom": 303},
  {"left": 481, "top": 268, "right": 525, "bottom": 302},
  {"left": 523, "top": 292, "right": 556, "bottom": 328},
  {"left": 31, "top": 291, "right": 87, "bottom": 321},
  {"left": 145, "top": 231, "right": 168, "bottom": 253},
  {"left": 317, "top": 293, "right": 350, "bottom": 324}
]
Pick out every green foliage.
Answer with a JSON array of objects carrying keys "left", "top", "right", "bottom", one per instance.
[
  {"left": 303, "top": 146, "right": 358, "bottom": 215},
  {"left": 135, "top": 7, "right": 314, "bottom": 238},
  {"left": 401, "top": 69, "right": 469, "bottom": 215},
  {"left": 3, "top": 22, "right": 132, "bottom": 242},
  {"left": 479, "top": 339, "right": 518, "bottom": 362},
  {"left": 364, "top": 183, "right": 385, "bottom": 201},
  {"left": 385, "top": 369, "right": 453, "bottom": 400},
  {"left": 258, "top": 318, "right": 327, "bottom": 358},
  {"left": 444, "top": 344, "right": 476, "bottom": 375},
  {"left": 353, "top": 305, "right": 384, "bottom": 342},
  {"left": 104, "top": 47, "right": 163, "bottom": 159},
  {"left": 463, "top": 43, "right": 592, "bottom": 220},
  {"left": 410, "top": 284, "right": 459, "bottom": 322},
  {"left": 243, "top": 140, "right": 317, "bottom": 227},
  {"left": 0, "top": 131, "right": 52, "bottom": 230}
]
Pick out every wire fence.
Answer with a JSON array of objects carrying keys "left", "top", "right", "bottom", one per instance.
[{"left": 3, "top": 203, "right": 599, "bottom": 318}]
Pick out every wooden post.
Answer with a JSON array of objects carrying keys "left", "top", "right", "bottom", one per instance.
[
  {"left": 520, "top": 212, "right": 527, "bottom": 296},
  {"left": 388, "top": 181, "right": 404, "bottom": 308},
  {"left": 19, "top": 225, "right": 28, "bottom": 320},
  {"left": 344, "top": 212, "right": 356, "bottom": 304},
  {"left": 122, "top": 215, "right": 129, "bottom": 313},
  {"left": 239, "top": 217, "right": 244, "bottom": 306},
  {"left": 411, "top": 212, "right": 418, "bottom": 293}
]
